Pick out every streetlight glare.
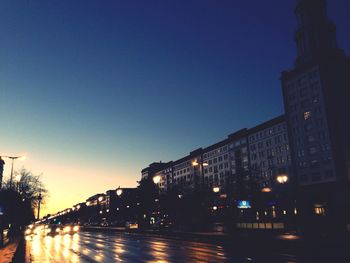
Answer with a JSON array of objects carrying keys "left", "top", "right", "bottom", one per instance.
[
  {"left": 18, "top": 155, "right": 27, "bottom": 161},
  {"left": 116, "top": 188, "right": 123, "bottom": 196},
  {"left": 192, "top": 161, "right": 199, "bottom": 166},
  {"left": 276, "top": 174, "right": 288, "bottom": 184},
  {"left": 261, "top": 187, "right": 272, "bottom": 193},
  {"left": 153, "top": 175, "right": 161, "bottom": 184},
  {"left": 213, "top": 187, "right": 220, "bottom": 193}
]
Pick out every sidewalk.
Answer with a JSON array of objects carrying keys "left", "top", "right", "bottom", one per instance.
[{"left": 0, "top": 237, "right": 21, "bottom": 263}]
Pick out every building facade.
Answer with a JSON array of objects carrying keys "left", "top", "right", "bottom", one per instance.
[
  {"left": 281, "top": 0, "right": 350, "bottom": 230},
  {"left": 248, "top": 115, "right": 292, "bottom": 190},
  {"left": 142, "top": 117, "right": 292, "bottom": 198}
]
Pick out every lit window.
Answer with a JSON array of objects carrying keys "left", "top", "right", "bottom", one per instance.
[{"left": 304, "top": 111, "right": 312, "bottom": 120}]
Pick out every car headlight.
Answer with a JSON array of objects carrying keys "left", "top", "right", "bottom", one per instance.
[
  {"left": 73, "top": 226, "right": 80, "bottom": 232},
  {"left": 56, "top": 228, "right": 61, "bottom": 233},
  {"left": 63, "top": 226, "right": 71, "bottom": 233}
]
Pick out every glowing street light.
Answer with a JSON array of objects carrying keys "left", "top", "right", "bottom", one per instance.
[
  {"left": 116, "top": 187, "right": 123, "bottom": 196},
  {"left": 192, "top": 159, "right": 208, "bottom": 187},
  {"left": 153, "top": 175, "right": 161, "bottom": 184},
  {"left": 213, "top": 187, "right": 220, "bottom": 193},
  {"left": 276, "top": 174, "right": 289, "bottom": 184},
  {"left": 192, "top": 160, "right": 208, "bottom": 167},
  {"left": 261, "top": 187, "right": 272, "bottom": 193},
  {"left": 98, "top": 196, "right": 104, "bottom": 202}
]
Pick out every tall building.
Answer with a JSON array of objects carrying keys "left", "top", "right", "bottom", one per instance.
[
  {"left": 281, "top": 0, "right": 350, "bottom": 186},
  {"left": 281, "top": 0, "right": 350, "bottom": 228}
]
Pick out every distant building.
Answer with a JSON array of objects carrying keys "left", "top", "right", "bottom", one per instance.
[
  {"left": 141, "top": 162, "right": 169, "bottom": 180},
  {"left": 141, "top": 117, "right": 292, "bottom": 196}
]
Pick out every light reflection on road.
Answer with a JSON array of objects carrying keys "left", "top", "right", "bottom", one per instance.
[{"left": 25, "top": 230, "right": 296, "bottom": 262}]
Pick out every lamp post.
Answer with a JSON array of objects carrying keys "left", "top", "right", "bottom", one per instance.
[
  {"left": 3, "top": 155, "right": 25, "bottom": 189},
  {"left": 0, "top": 157, "right": 5, "bottom": 190},
  {"left": 192, "top": 159, "right": 208, "bottom": 189},
  {"left": 15, "top": 174, "right": 21, "bottom": 192},
  {"left": 37, "top": 186, "right": 42, "bottom": 220}
]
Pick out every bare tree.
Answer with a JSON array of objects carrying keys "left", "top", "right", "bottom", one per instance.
[{"left": 3, "top": 168, "right": 48, "bottom": 210}]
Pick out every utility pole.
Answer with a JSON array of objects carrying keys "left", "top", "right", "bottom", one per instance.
[
  {"left": 0, "top": 157, "right": 5, "bottom": 190},
  {"left": 37, "top": 185, "right": 42, "bottom": 220}
]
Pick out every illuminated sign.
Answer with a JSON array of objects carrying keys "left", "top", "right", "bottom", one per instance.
[
  {"left": 237, "top": 200, "right": 251, "bottom": 209},
  {"left": 0, "top": 205, "right": 4, "bottom": 215}
]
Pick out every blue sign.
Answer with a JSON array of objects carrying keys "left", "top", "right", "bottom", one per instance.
[
  {"left": 237, "top": 200, "right": 251, "bottom": 209},
  {"left": 0, "top": 205, "right": 5, "bottom": 215}
]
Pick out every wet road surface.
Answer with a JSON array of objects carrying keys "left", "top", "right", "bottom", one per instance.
[{"left": 25, "top": 230, "right": 298, "bottom": 262}]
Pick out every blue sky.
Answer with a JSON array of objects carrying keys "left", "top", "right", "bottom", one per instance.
[{"left": 0, "top": 0, "right": 349, "bottom": 215}]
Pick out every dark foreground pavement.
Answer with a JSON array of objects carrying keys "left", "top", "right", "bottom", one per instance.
[{"left": 24, "top": 229, "right": 350, "bottom": 263}]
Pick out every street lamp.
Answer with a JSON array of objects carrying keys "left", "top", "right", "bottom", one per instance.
[
  {"left": 3, "top": 155, "right": 26, "bottom": 189},
  {"left": 153, "top": 175, "right": 161, "bottom": 184},
  {"left": 192, "top": 159, "right": 208, "bottom": 188},
  {"left": 116, "top": 187, "right": 123, "bottom": 197},
  {"left": 37, "top": 185, "right": 42, "bottom": 220},
  {"left": 261, "top": 187, "right": 272, "bottom": 193},
  {"left": 276, "top": 174, "right": 288, "bottom": 184},
  {"left": 213, "top": 186, "right": 220, "bottom": 193}
]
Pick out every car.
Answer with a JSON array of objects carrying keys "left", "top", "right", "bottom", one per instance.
[
  {"left": 24, "top": 224, "right": 35, "bottom": 235},
  {"left": 153, "top": 219, "right": 174, "bottom": 230},
  {"left": 43, "top": 224, "right": 80, "bottom": 235}
]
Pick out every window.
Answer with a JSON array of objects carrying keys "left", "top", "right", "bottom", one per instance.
[
  {"left": 304, "top": 111, "right": 312, "bottom": 120},
  {"left": 309, "top": 147, "right": 317, "bottom": 155},
  {"left": 301, "top": 99, "right": 310, "bottom": 108},
  {"left": 305, "top": 123, "right": 313, "bottom": 131},
  {"left": 307, "top": 135, "right": 315, "bottom": 143},
  {"left": 300, "top": 88, "right": 307, "bottom": 97},
  {"left": 311, "top": 159, "right": 319, "bottom": 167},
  {"left": 325, "top": 170, "right": 334, "bottom": 178},
  {"left": 312, "top": 95, "right": 320, "bottom": 103}
]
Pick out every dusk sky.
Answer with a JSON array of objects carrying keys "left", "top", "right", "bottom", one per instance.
[{"left": 1, "top": 0, "right": 349, "bottom": 216}]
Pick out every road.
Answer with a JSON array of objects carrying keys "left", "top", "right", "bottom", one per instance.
[
  {"left": 26, "top": 231, "right": 350, "bottom": 263},
  {"left": 25, "top": 230, "right": 299, "bottom": 263},
  {"left": 25, "top": 231, "right": 236, "bottom": 263}
]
